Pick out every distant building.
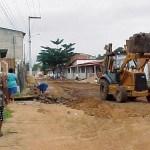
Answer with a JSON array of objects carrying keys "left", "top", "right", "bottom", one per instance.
[
  {"left": 65, "top": 53, "right": 103, "bottom": 80},
  {"left": 0, "top": 27, "right": 25, "bottom": 60},
  {"left": 0, "top": 27, "right": 25, "bottom": 72}
]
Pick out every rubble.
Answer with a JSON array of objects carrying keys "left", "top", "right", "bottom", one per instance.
[{"left": 126, "top": 33, "right": 150, "bottom": 53}]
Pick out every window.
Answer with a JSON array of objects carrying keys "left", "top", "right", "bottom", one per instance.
[
  {"left": 81, "top": 67, "right": 85, "bottom": 73},
  {"left": 68, "top": 69, "right": 70, "bottom": 73}
]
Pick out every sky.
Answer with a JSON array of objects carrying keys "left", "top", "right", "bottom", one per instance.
[{"left": 0, "top": 0, "right": 150, "bottom": 65}]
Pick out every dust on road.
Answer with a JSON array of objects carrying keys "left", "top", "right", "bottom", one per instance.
[{"left": 1, "top": 79, "right": 150, "bottom": 150}]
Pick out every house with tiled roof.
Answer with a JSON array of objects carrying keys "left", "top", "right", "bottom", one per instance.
[{"left": 65, "top": 53, "right": 103, "bottom": 80}]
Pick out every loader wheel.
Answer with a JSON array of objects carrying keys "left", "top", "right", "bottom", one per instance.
[
  {"left": 99, "top": 79, "right": 110, "bottom": 100},
  {"left": 115, "top": 86, "right": 127, "bottom": 103},
  {"left": 146, "top": 96, "right": 150, "bottom": 102}
]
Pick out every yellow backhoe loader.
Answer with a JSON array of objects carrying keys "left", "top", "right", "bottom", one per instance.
[{"left": 99, "top": 33, "right": 150, "bottom": 102}]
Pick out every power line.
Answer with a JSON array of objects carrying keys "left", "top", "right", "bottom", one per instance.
[
  {"left": 12, "top": 0, "right": 29, "bottom": 31},
  {"left": 28, "top": 16, "right": 41, "bottom": 75},
  {"left": 1, "top": 0, "right": 18, "bottom": 29},
  {"left": 0, "top": 8, "right": 8, "bottom": 27},
  {"left": 31, "top": 0, "right": 37, "bottom": 32},
  {"left": 0, "top": 1, "right": 18, "bottom": 30},
  {"left": 26, "top": 0, "right": 37, "bottom": 33},
  {"left": 26, "top": 0, "right": 31, "bottom": 16},
  {"left": 32, "top": 0, "right": 36, "bottom": 16},
  {"left": 1, "top": 0, "right": 20, "bottom": 30},
  {"left": 37, "top": 0, "right": 41, "bottom": 17},
  {"left": 1, "top": 0, "right": 41, "bottom": 33}
]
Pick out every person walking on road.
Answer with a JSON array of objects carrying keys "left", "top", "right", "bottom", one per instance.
[
  {"left": 6, "top": 68, "right": 17, "bottom": 103},
  {"left": 0, "top": 71, "right": 8, "bottom": 137}
]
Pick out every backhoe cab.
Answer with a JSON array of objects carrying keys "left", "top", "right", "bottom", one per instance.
[{"left": 99, "top": 33, "right": 150, "bottom": 102}]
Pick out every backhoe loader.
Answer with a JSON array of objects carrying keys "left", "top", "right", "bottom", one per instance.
[{"left": 99, "top": 33, "right": 150, "bottom": 102}]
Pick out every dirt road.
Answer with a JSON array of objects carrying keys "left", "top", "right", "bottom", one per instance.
[{"left": 1, "top": 79, "right": 150, "bottom": 150}]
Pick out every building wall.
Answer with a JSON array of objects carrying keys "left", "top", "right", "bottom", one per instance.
[
  {"left": 66, "top": 65, "right": 96, "bottom": 79},
  {"left": 66, "top": 54, "right": 99, "bottom": 80},
  {"left": 0, "top": 58, "right": 15, "bottom": 73},
  {"left": 146, "top": 63, "right": 150, "bottom": 80},
  {"left": 67, "top": 53, "right": 96, "bottom": 66},
  {"left": 0, "top": 28, "right": 25, "bottom": 60}
]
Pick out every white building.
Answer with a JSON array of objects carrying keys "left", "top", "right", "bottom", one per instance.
[
  {"left": 0, "top": 27, "right": 25, "bottom": 60},
  {"left": 0, "top": 27, "right": 25, "bottom": 73},
  {"left": 65, "top": 53, "right": 102, "bottom": 80}
]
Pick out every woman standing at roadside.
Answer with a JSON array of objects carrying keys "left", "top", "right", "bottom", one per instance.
[{"left": 6, "top": 68, "right": 17, "bottom": 103}]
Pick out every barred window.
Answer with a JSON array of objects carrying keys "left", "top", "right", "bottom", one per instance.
[{"left": 81, "top": 67, "right": 85, "bottom": 73}]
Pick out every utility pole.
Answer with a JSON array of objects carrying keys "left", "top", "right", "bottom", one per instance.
[
  {"left": 23, "top": 44, "right": 25, "bottom": 65},
  {"left": 28, "top": 16, "right": 41, "bottom": 75},
  {"left": 13, "top": 36, "right": 16, "bottom": 72},
  {"left": 13, "top": 36, "right": 16, "bottom": 59}
]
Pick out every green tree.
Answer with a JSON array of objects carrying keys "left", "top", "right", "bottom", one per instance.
[
  {"left": 36, "top": 39, "right": 75, "bottom": 73},
  {"left": 32, "top": 63, "right": 40, "bottom": 71},
  {"left": 115, "top": 47, "right": 124, "bottom": 53},
  {"left": 51, "top": 38, "right": 64, "bottom": 45},
  {"left": 96, "top": 54, "right": 104, "bottom": 60}
]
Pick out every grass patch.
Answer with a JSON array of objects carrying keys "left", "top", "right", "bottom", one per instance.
[
  {"left": 14, "top": 92, "right": 24, "bottom": 97},
  {"left": 4, "top": 108, "right": 13, "bottom": 120}
]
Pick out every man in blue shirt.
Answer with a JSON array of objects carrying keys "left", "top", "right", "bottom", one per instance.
[{"left": 37, "top": 83, "right": 48, "bottom": 94}]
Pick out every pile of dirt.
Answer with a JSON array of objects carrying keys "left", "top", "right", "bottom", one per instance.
[
  {"left": 51, "top": 81, "right": 150, "bottom": 119},
  {"left": 27, "top": 79, "right": 150, "bottom": 120},
  {"left": 27, "top": 75, "right": 36, "bottom": 84},
  {"left": 78, "top": 76, "right": 97, "bottom": 84},
  {"left": 66, "top": 95, "right": 150, "bottom": 119},
  {"left": 3, "top": 80, "right": 150, "bottom": 150},
  {"left": 126, "top": 33, "right": 150, "bottom": 53},
  {"left": 37, "top": 80, "right": 77, "bottom": 104}
]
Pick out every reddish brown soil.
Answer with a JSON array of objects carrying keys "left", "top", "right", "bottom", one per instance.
[{"left": 1, "top": 79, "right": 150, "bottom": 150}]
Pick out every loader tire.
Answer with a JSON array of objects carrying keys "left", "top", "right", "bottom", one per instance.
[
  {"left": 115, "top": 86, "right": 127, "bottom": 103},
  {"left": 99, "top": 79, "right": 110, "bottom": 100},
  {"left": 146, "top": 96, "right": 150, "bottom": 102}
]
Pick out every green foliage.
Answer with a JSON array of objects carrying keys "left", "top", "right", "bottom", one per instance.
[
  {"left": 115, "top": 47, "right": 124, "bottom": 52},
  {"left": 14, "top": 92, "right": 24, "bottom": 97},
  {"left": 36, "top": 39, "right": 75, "bottom": 72},
  {"left": 96, "top": 54, "right": 104, "bottom": 60},
  {"left": 114, "top": 47, "right": 126, "bottom": 55},
  {"left": 32, "top": 63, "right": 40, "bottom": 71},
  {"left": 104, "top": 44, "right": 108, "bottom": 50},
  {"left": 51, "top": 38, "right": 64, "bottom": 45},
  {"left": 4, "top": 108, "right": 13, "bottom": 120}
]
